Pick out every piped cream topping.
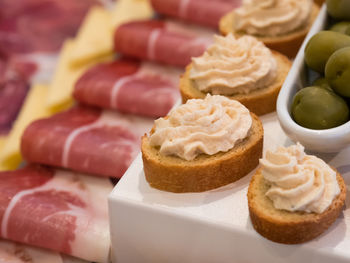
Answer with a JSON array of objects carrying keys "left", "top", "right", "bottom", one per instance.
[
  {"left": 189, "top": 34, "right": 277, "bottom": 95},
  {"left": 260, "top": 143, "right": 340, "bottom": 214},
  {"left": 149, "top": 94, "right": 252, "bottom": 161},
  {"left": 233, "top": 0, "right": 313, "bottom": 37}
]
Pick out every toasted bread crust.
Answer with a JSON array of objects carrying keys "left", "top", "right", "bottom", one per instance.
[
  {"left": 142, "top": 113, "right": 263, "bottom": 193},
  {"left": 247, "top": 167, "right": 346, "bottom": 244},
  {"left": 314, "top": 0, "right": 324, "bottom": 6},
  {"left": 219, "top": 3, "right": 319, "bottom": 58},
  {"left": 179, "top": 51, "right": 291, "bottom": 116}
]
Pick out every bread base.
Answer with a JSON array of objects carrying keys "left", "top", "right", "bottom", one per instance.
[
  {"left": 179, "top": 51, "right": 291, "bottom": 116},
  {"left": 247, "top": 168, "right": 346, "bottom": 244},
  {"left": 219, "top": 3, "right": 319, "bottom": 58},
  {"left": 314, "top": 0, "right": 324, "bottom": 6},
  {"left": 142, "top": 113, "right": 263, "bottom": 193}
]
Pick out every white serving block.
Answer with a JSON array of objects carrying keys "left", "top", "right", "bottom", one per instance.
[{"left": 109, "top": 112, "right": 350, "bottom": 263}]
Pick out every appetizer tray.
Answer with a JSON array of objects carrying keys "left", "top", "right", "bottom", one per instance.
[
  {"left": 109, "top": 112, "right": 350, "bottom": 263},
  {"left": 109, "top": 4, "right": 350, "bottom": 263}
]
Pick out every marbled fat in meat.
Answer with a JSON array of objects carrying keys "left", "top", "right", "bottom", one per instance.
[{"left": 74, "top": 58, "right": 181, "bottom": 117}]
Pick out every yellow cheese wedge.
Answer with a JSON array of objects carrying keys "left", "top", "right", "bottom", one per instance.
[
  {"left": 0, "top": 136, "right": 6, "bottom": 150},
  {"left": 47, "top": 39, "right": 112, "bottom": 112},
  {"left": 0, "top": 136, "right": 6, "bottom": 153},
  {"left": 69, "top": 7, "right": 114, "bottom": 67},
  {"left": 69, "top": 0, "right": 153, "bottom": 67},
  {"left": 0, "top": 84, "right": 71, "bottom": 171},
  {"left": 112, "top": 0, "right": 154, "bottom": 27}
]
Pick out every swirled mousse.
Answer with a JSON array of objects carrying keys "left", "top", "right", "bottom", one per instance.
[
  {"left": 233, "top": 0, "right": 313, "bottom": 37},
  {"left": 149, "top": 94, "right": 252, "bottom": 161},
  {"left": 189, "top": 34, "right": 277, "bottom": 96},
  {"left": 260, "top": 143, "right": 340, "bottom": 214}
]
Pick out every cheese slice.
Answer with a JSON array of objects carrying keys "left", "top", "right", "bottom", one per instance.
[
  {"left": 111, "top": 0, "right": 154, "bottom": 27},
  {"left": 47, "top": 39, "right": 112, "bottom": 111},
  {"left": 0, "top": 84, "right": 71, "bottom": 171},
  {"left": 0, "top": 136, "right": 6, "bottom": 153},
  {"left": 69, "top": 7, "right": 114, "bottom": 67},
  {"left": 69, "top": 0, "right": 153, "bottom": 67}
]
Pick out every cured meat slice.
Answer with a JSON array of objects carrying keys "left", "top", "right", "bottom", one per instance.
[
  {"left": 150, "top": 0, "right": 242, "bottom": 28},
  {"left": 0, "top": 239, "right": 88, "bottom": 263},
  {"left": 114, "top": 20, "right": 213, "bottom": 67},
  {"left": 0, "top": 79, "right": 28, "bottom": 135},
  {"left": 0, "top": 0, "right": 99, "bottom": 56},
  {"left": 21, "top": 106, "right": 153, "bottom": 178},
  {"left": 74, "top": 58, "right": 181, "bottom": 117},
  {"left": 0, "top": 165, "right": 112, "bottom": 263},
  {"left": 0, "top": 56, "right": 30, "bottom": 135}
]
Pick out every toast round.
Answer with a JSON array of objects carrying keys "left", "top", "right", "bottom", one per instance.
[
  {"left": 314, "top": 0, "right": 324, "bottom": 5},
  {"left": 142, "top": 113, "right": 263, "bottom": 193},
  {"left": 179, "top": 51, "right": 291, "bottom": 116},
  {"left": 248, "top": 167, "right": 346, "bottom": 244},
  {"left": 219, "top": 3, "right": 319, "bottom": 58}
]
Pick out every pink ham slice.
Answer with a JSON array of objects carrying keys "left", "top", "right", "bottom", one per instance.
[
  {"left": 150, "top": 0, "right": 242, "bottom": 28},
  {"left": 0, "top": 165, "right": 112, "bottom": 263},
  {"left": 0, "top": 239, "right": 88, "bottom": 263},
  {"left": 0, "top": 0, "right": 99, "bottom": 56},
  {"left": 74, "top": 58, "right": 181, "bottom": 117},
  {"left": 114, "top": 20, "right": 213, "bottom": 67},
  {"left": 21, "top": 106, "right": 153, "bottom": 178}
]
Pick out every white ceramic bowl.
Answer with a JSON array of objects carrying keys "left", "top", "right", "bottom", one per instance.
[{"left": 277, "top": 4, "right": 350, "bottom": 153}]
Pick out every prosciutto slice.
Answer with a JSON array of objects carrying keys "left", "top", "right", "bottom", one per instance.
[
  {"left": 0, "top": 165, "right": 112, "bottom": 262},
  {"left": 0, "top": 0, "right": 99, "bottom": 56},
  {"left": 0, "top": 0, "right": 99, "bottom": 135},
  {"left": 114, "top": 20, "right": 214, "bottom": 67},
  {"left": 21, "top": 106, "right": 153, "bottom": 178},
  {"left": 0, "top": 56, "right": 31, "bottom": 135},
  {"left": 150, "top": 0, "right": 242, "bottom": 28},
  {"left": 74, "top": 58, "right": 182, "bottom": 117},
  {"left": 0, "top": 239, "right": 88, "bottom": 263}
]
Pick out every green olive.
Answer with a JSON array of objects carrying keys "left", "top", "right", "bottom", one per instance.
[
  {"left": 325, "top": 47, "right": 350, "bottom": 97},
  {"left": 329, "top": 21, "right": 350, "bottom": 34},
  {"left": 312, "top": 77, "right": 333, "bottom": 91},
  {"left": 305, "top": 31, "right": 350, "bottom": 73},
  {"left": 292, "top": 86, "right": 349, "bottom": 129},
  {"left": 327, "top": 0, "right": 350, "bottom": 20}
]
